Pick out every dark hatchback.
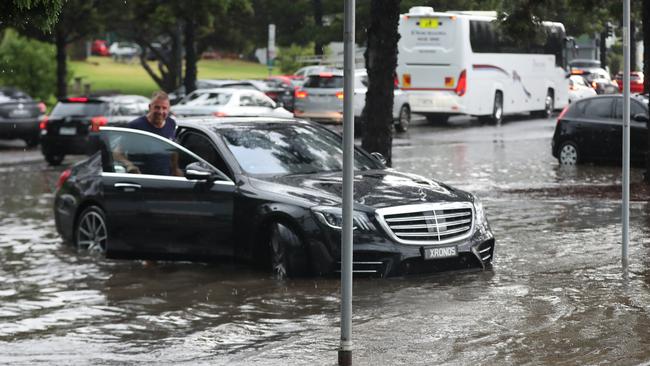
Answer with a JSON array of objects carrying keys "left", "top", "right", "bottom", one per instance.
[
  {"left": 54, "top": 117, "right": 495, "bottom": 278},
  {"left": 0, "top": 87, "right": 46, "bottom": 147},
  {"left": 41, "top": 96, "right": 148, "bottom": 165},
  {"left": 552, "top": 95, "right": 649, "bottom": 165}
]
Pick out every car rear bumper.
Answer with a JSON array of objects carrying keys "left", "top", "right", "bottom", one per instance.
[
  {"left": 293, "top": 110, "right": 344, "bottom": 124},
  {"left": 0, "top": 119, "right": 40, "bottom": 139},
  {"left": 405, "top": 90, "right": 465, "bottom": 114}
]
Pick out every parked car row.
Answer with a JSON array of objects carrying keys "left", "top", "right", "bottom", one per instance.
[{"left": 53, "top": 116, "right": 495, "bottom": 278}]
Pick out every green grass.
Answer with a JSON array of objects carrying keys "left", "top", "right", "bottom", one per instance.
[{"left": 69, "top": 56, "right": 272, "bottom": 96}]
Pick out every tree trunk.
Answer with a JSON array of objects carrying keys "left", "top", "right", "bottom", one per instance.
[
  {"left": 361, "top": 0, "right": 400, "bottom": 167},
  {"left": 641, "top": 3, "right": 650, "bottom": 184},
  {"left": 312, "top": 0, "right": 324, "bottom": 56},
  {"left": 599, "top": 31, "right": 607, "bottom": 69},
  {"left": 183, "top": 19, "right": 197, "bottom": 95},
  {"left": 630, "top": 21, "right": 637, "bottom": 71},
  {"left": 55, "top": 28, "right": 67, "bottom": 98}
]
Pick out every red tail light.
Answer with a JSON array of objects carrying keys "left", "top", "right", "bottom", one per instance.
[
  {"left": 455, "top": 69, "right": 467, "bottom": 96},
  {"left": 39, "top": 115, "right": 49, "bottom": 130},
  {"left": 37, "top": 102, "right": 47, "bottom": 114},
  {"left": 212, "top": 111, "right": 227, "bottom": 117},
  {"left": 335, "top": 91, "right": 344, "bottom": 100},
  {"left": 90, "top": 116, "right": 108, "bottom": 132},
  {"left": 556, "top": 105, "right": 569, "bottom": 124},
  {"left": 57, "top": 169, "right": 71, "bottom": 190},
  {"left": 67, "top": 97, "right": 88, "bottom": 102},
  {"left": 394, "top": 75, "right": 399, "bottom": 88},
  {"left": 295, "top": 89, "right": 308, "bottom": 99}
]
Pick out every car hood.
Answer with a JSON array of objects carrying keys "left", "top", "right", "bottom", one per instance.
[{"left": 248, "top": 169, "right": 470, "bottom": 210}]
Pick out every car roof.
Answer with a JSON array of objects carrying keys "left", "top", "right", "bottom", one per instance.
[{"left": 176, "top": 116, "right": 309, "bottom": 132}]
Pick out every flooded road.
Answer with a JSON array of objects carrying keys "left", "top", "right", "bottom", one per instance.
[{"left": 1, "top": 116, "right": 650, "bottom": 365}]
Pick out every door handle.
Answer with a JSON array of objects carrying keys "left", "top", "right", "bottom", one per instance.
[{"left": 114, "top": 182, "right": 141, "bottom": 191}]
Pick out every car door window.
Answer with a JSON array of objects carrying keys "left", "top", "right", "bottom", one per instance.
[
  {"left": 180, "top": 131, "right": 233, "bottom": 180},
  {"left": 614, "top": 99, "right": 648, "bottom": 119},
  {"left": 252, "top": 94, "right": 274, "bottom": 108},
  {"left": 101, "top": 130, "right": 201, "bottom": 177},
  {"left": 583, "top": 98, "right": 613, "bottom": 119},
  {"left": 239, "top": 94, "right": 254, "bottom": 106}
]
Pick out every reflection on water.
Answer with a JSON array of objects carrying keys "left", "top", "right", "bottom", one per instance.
[{"left": 2, "top": 125, "right": 650, "bottom": 365}]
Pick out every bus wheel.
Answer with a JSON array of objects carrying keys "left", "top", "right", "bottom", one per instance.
[
  {"left": 490, "top": 92, "right": 503, "bottom": 125},
  {"left": 426, "top": 114, "right": 449, "bottom": 124},
  {"left": 543, "top": 90, "right": 554, "bottom": 118}
]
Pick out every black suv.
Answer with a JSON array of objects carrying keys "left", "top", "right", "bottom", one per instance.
[
  {"left": 0, "top": 87, "right": 46, "bottom": 147},
  {"left": 40, "top": 95, "right": 149, "bottom": 165}
]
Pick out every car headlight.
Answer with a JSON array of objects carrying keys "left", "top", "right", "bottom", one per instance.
[
  {"left": 311, "top": 206, "right": 376, "bottom": 231},
  {"left": 472, "top": 194, "right": 489, "bottom": 227}
]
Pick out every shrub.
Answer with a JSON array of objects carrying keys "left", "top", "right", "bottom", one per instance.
[
  {"left": 0, "top": 29, "right": 57, "bottom": 102},
  {"left": 276, "top": 43, "right": 315, "bottom": 74}
]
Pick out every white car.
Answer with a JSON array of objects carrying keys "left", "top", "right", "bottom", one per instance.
[
  {"left": 109, "top": 42, "right": 140, "bottom": 62},
  {"left": 171, "top": 88, "right": 293, "bottom": 118},
  {"left": 293, "top": 68, "right": 412, "bottom": 132},
  {"left": 568, "top": 75, "right": 597, "bottom": 103}
]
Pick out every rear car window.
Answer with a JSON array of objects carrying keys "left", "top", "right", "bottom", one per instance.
[
  {"left": 303, "top": 75, "right": 344, "bottom": 88},
  {"left": 50, "top": 102, "right": 107, "bottom": 118}
]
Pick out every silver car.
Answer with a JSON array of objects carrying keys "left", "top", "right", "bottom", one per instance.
[
  {"left": 293, "top": 69, "right": 412, "bottom": 132},
  {"left": 171, "top": 88, "right": 293, "bottom": 118}
]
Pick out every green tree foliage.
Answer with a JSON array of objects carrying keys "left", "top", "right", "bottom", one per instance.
[
  {"left": 0, "top": 0, "right": 64, "bottom": 32},
  {"left": 276, "top": 43, "right": 316, "bottom": 74},
  {"left": 0, "top": 29, "right": 56, "bottom": 101}
]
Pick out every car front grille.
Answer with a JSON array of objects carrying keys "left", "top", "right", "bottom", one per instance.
[{"left": 376, "top": 202, "right": 474, "bottom": 245}]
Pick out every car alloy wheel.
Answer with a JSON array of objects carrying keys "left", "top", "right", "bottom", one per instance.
[
  {"left": 268, "top": 222, "right": 308, "bottom": 279},
  {"left": 395, "top": 105, "right": 411, "bottom": 133},
  {"left": 76, "top": 206, "right": 108, "bottom": 254},
  {"left": 559, "top": 142, "right": 579, "bottom": 165}
]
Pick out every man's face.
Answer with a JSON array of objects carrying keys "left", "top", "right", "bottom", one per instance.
[{"left": 147, "top": 98, "right": 170, "bottom": 126}]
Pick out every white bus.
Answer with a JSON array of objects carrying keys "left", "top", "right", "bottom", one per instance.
[{"left": 396, "top": 6, "right": 569, "bottom": 124}]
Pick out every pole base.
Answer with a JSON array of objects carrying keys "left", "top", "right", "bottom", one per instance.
[{"left": 338, "top": 350, "right": 352, "bottom": 366}]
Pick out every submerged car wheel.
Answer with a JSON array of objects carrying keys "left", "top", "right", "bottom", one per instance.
[
  {"left": 75, "top": 206, "right": 108, "bottom": 255},
  {"left": 268, "top": 222, "right": 308, "bottom": 279},
  {"left": 558, "top": 142, "right": 580, "bottom": 165},
  {"left": 395, "top": 105, "right": 411, "bottom": 133}
]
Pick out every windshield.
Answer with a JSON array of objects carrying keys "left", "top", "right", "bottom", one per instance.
[
  {"left": 219, "top": 123, "right": 380, "bottom": 175},
  {"left": 303, "top": 75, "right": 344, "bottom": 88},
  {"left": 50, "top": 102, "right": 106, "bottom": 118}
]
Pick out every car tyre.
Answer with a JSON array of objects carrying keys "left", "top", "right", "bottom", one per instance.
[
  {"left": 24, "top": 135, "right": 40, "bottom": 148},
  {"left": 268, "top": 222, "right": 308, "bottom": 279},
  {"left": 395, "top": 105, "right": 411, "bottom": 133},
  {"left": 75, "top": 206, "right": 108, "bottom": 255},
  {"left": 558, "top": 141, "right": 580, "bottom": 165},
  {"left": 45, "top": 154, "right": 65, "bottom": 166}
]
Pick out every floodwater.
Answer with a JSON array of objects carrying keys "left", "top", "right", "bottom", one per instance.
[{"left": 1, "top": 116, "right": 650, "bottom": 365}]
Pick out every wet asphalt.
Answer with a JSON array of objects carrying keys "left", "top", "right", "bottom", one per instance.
[{"left": 1, "top": 114, "right": 650, "bottom": 365}]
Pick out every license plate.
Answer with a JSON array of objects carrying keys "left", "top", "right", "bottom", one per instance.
[
  {"left": 419, "top": 18, "right": 439, "bottom": 28},
  {"left": 423, "top": 246, "right": 457, "bottom": 260},
  {"left": 59, "top": 126, "right": 77, "bottom": 135}
]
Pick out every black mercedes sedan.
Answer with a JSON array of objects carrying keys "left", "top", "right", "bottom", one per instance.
[
  {"left": 552, "top": 94, "right": 648, "bottom": 165},
  {"left": 54, "top": 117, "right": 495, "bottom": 278}
]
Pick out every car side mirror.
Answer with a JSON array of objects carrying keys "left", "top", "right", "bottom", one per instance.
[
  {"left": 370, "top": 152, "right": 387, "bottom": 166},
  {"left": 185, "top": 161, "right": 216, "bottom": 182},
  {"left": 633, "top": 113, "right": 649, "bottom": 123}
]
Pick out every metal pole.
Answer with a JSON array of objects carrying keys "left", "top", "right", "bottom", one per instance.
[
  {"left": 339, "top": 0, "right": 354, "bottom": 365},
  {"left": 622, "top": 0, "right": 630, "bottom": 269}
]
